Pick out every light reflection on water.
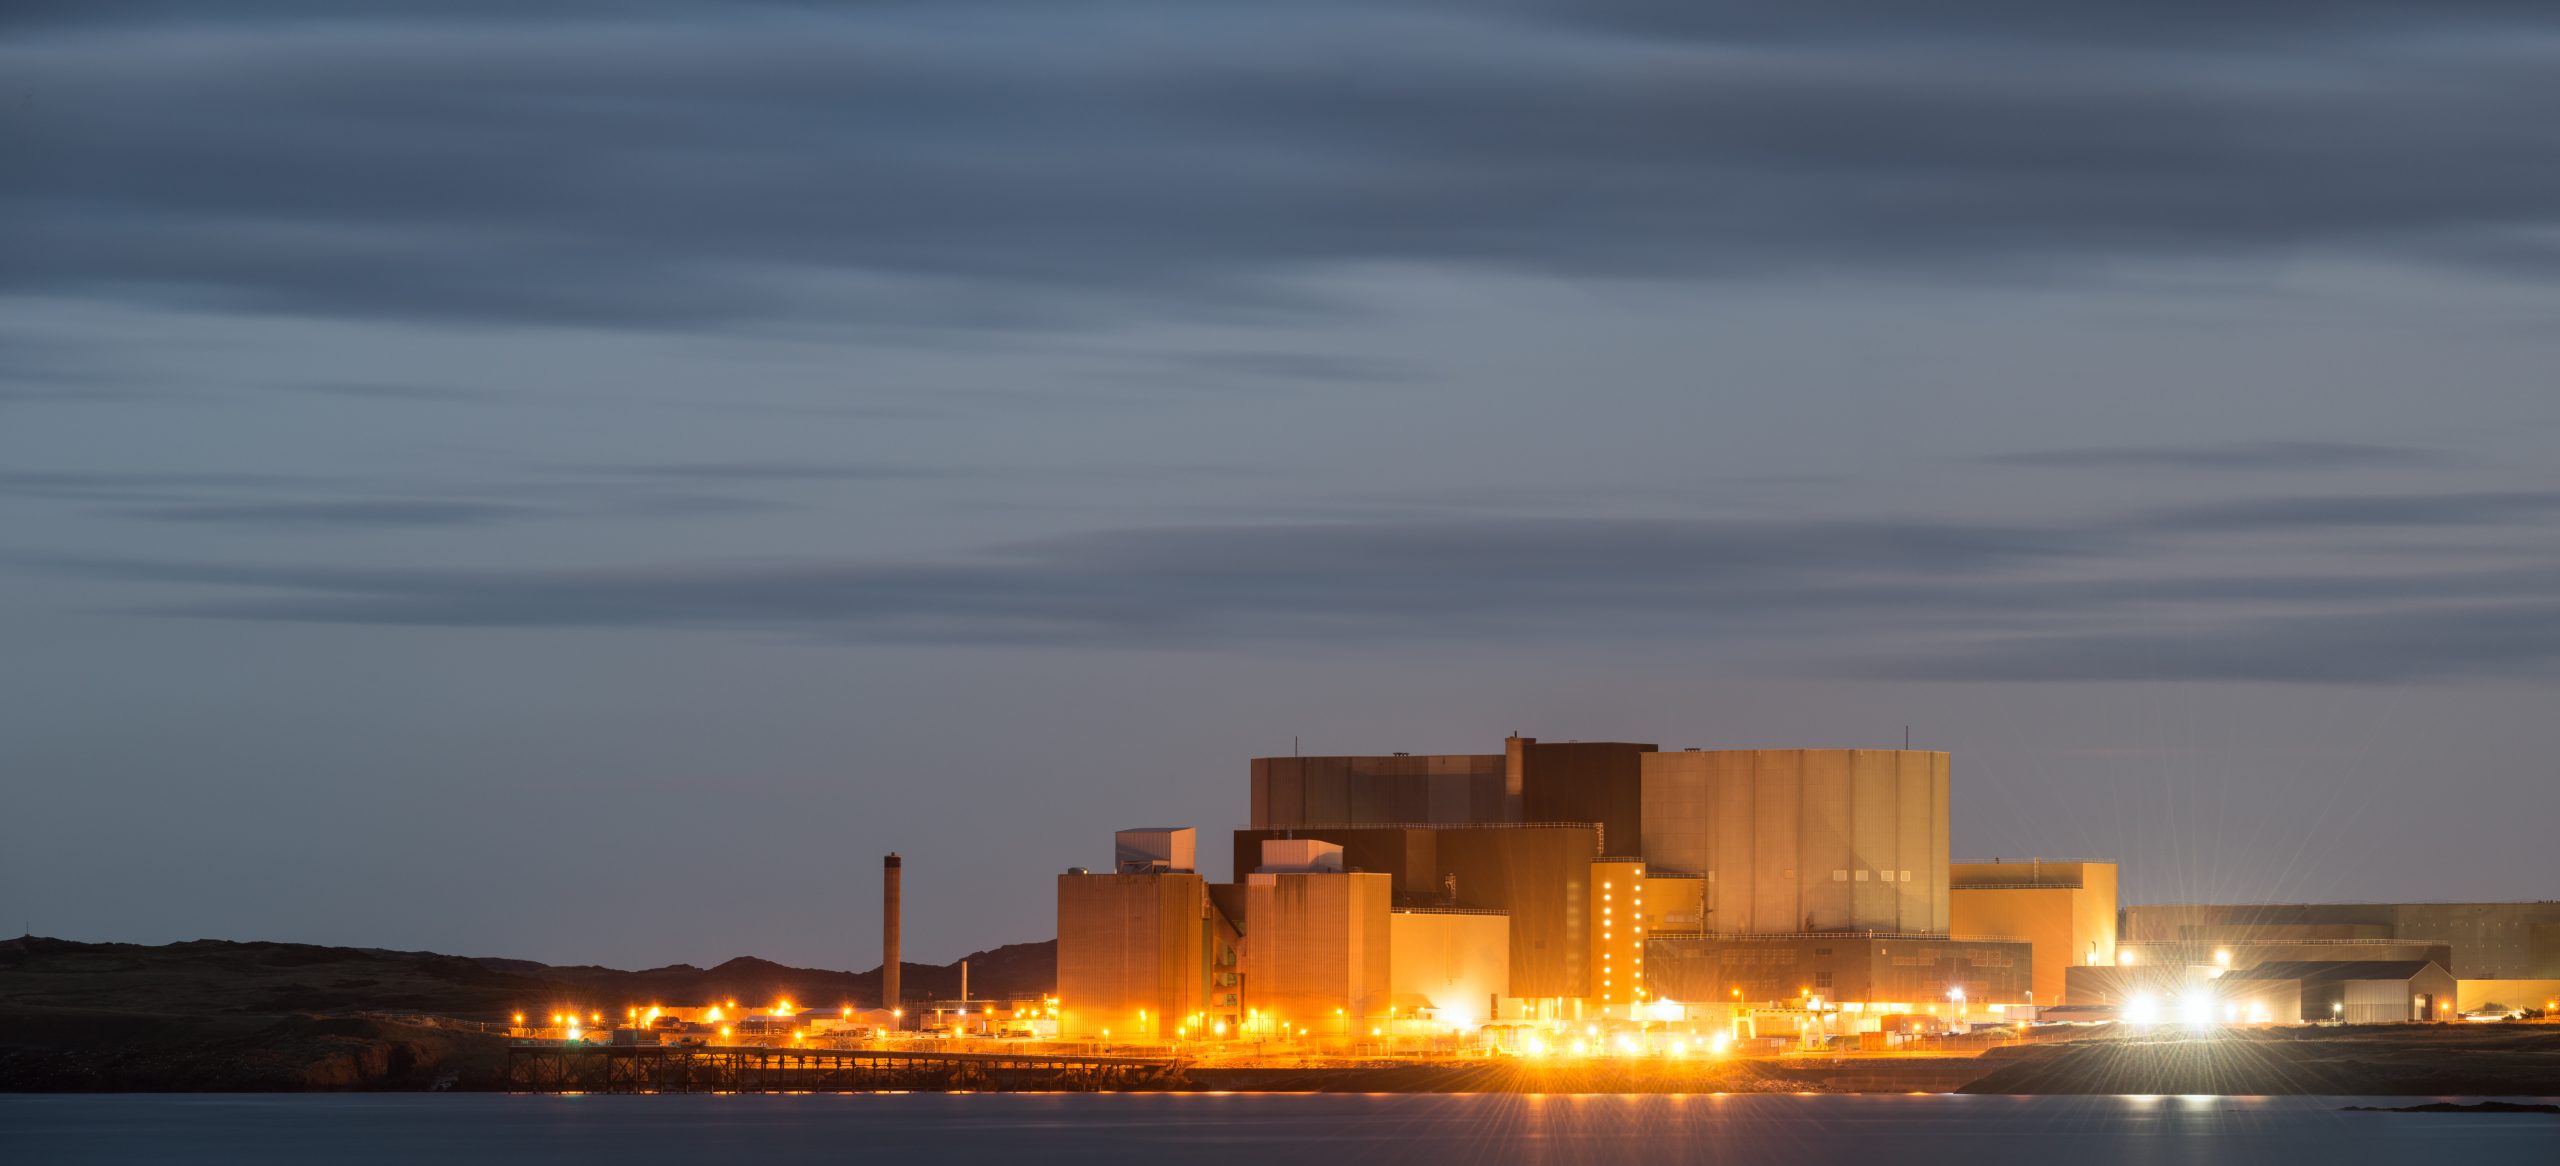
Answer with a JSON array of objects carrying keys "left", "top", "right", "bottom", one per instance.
[{"left": 3, "top": 1092, "right": 2554, "bottom": 1165}]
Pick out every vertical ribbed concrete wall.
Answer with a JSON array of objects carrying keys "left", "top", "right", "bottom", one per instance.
[
  {"left": 1056, "top": 872, "right": 1208, "bottom": 1037},
  {"left": 1638, "top": 749, "right": 1949, "bottom": 935},
  {"left": 1242, "top": 871, "right": 1393, "bottom": 1028},
  {"left": 1250, "top": 755, "right": 1507, "bottom": 829}
]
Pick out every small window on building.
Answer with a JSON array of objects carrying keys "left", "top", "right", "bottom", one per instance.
[
  {"left": 1815, "top": 971, "right": 1833, "bottom": 989},
  {"left": 1833, "top": 870, "right": 1848, "bottom": 882},
  {"left": 1855, "top": 870, "right": 1870, "bottom": 882}
]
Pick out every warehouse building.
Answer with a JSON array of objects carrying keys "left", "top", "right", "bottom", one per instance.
[
  {"left": 2120, "top": 902, "right": 2560, "bottom": 979},
  {"left": 2218, "top": 959, "right": 2458, "bottom": 1023}
]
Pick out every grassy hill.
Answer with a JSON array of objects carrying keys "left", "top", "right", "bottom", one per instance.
[{"left": 0, "top": 934, "right": 1053, "bottom": 1090}]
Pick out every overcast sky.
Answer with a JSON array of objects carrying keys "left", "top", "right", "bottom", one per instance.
[{"left": 4, "top": 2, "right": 2557, "bottom": 971}]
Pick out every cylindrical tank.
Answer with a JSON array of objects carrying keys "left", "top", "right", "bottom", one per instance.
[
  {"left": 1638, "top": 749, "right": 1949, "bottom": 934},
  {"left": 883, "top": 854, "right": 903, "bottom": 1022}
]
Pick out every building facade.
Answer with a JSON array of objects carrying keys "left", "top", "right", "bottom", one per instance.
[
  {"left": 1241, "top": 868, "right": 1393, "bottom": 1034},
  {"left": 1054, "top": 870, "right": 1239, "bottom": 1038},
  {"left": 1949, "top": 860, "right": 2118, "bottom": 1007},
  {"left": 2120, "top": 902, "right": 2560, "bottom": 979},
  {"left": 1639, "top": 748, "right": 1951, "bottom": 935}
]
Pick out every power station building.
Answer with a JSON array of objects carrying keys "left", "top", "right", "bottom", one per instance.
[
  {"left": 1059, "top": 736, "right": 2051, "bottom": 1036},
  {"left": 1949, "top": 860, "right": 2119, "bottom": 1007},
  {"left": 1054, "top": 829, "right": 1241, "bottom": 1039},
  {"left": 2118, "top": 902, "right": 2560, "bottom": 980},
  {"left": 1638, "top": 748, "right": 1950, "bottom": 934}
]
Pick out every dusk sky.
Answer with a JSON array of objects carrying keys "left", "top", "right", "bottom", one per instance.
[{"left": 4, "top": 2, "right": 2557, "bottom": 972}]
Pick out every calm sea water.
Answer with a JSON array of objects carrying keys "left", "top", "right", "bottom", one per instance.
[{"left": 4, "top": 1093, "right": 2554, "bottom": 1165}]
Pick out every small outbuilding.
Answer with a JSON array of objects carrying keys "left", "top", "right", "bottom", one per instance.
[{"left": 2218, "top": 959, "right": 2456, "bottom": 1023}]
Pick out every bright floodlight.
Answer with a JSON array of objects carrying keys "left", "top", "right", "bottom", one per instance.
[
  {"left": 2181, "top": 990, "right": 2214, "bottom": 1029},
  {"left": 2124, "top": 992, "right": 2159, "bottom": 1026}
]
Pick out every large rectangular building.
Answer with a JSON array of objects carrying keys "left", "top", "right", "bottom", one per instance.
[
  {"left": 1638, "top": 748, "right": 1950, "bottom": 935},
  {"left": 1055, "top": 870, "right": 1238, "bottom": 1038},
  {"left": 1233, "top": 822, "right": 1604, "bottom": 1002},
  {"left": 2218, "top": 959, "right": 2458, "bottom": 1023},
  {"left": 1646, "top": 932, "right": 2031, "bottom": 1008},
  {"left": 1242, "top": 868, "right": 1393, "bottom": 1033},
  {"left": 2120, "top": 902, "right": 2560, "bottom": 979},
  {"left": 1511, "top": 737, "right": 1657, "bottom": 855},
  {"left": 1387, "top": 909, "right": 1510, "bottom": 1027},
  {"left": 1950, "top": 860, "right": 2118, "bottom": 1007}
]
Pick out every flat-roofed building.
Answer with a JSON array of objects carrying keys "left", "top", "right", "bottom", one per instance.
[
  {"left": 2112, "top": 937, "right": 2453, "bottom": 978},
  {"left": 1114, "top": 827, "right": 1196, "bottom": 874},
  {"left": 2120, "top": 902, "right": 2560, "bottom": 979},
  {"left": 1510, "top": 737, "right": 1657, "bottom": 855},
  {"left": 1056, "top": 829, "right": 1240, "bottom": 1039},
  {"left": 1950, "top": 860, "right": 2118, "bottom": 1007},
  {"left": 1646, "top": 932, "right": 2030, "bottom": 1009},
  {"left": 1387, "top": 908, "right": 1510, "bottom": 1028},
  {"left": 1233, "top": 822, "right": 1604, "bottom": 1003},
  {"left": 1242, "top": 855, "right": 1393, "bottom": 1034},
  {"left": 2218, "top": 959, "right": 2457, "bottom": 1023},
  {"left": 1639, "top": 748, "right": 1950, "bottom": 934}
]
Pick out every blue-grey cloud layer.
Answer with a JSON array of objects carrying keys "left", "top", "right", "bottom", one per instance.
[
  {"left": 9, "top": 2, "right": 2560, "bottom": 328},
  {"left": 28, "top": 489, "right": 2560, "bottom": 682}
]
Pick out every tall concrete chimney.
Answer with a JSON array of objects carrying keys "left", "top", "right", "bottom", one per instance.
[{"left": 883, "top": 853, "right": 902, "bottom": 1024}]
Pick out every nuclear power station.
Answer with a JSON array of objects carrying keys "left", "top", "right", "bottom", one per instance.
[
  {"left": 1052, "top": 734, "right": 2557, "bottom": 1041},
  {"left": 1057, "top": 737, "right": 2027, "bottom": 1040}
]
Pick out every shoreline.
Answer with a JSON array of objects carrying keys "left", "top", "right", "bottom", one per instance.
[{"left": 9, "top": 1008, "right": 2560, "bottom": 1096}]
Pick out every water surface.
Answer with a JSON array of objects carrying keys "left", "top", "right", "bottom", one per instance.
[{"left": 5, "top": 1093, "right": 2554, "bottom": 1165}]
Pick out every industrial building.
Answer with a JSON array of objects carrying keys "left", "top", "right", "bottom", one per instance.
[
  {"left": 1060, "top": 735, "right": 2054, "bottom": 1039},
  {"left": 1240, "top": 840, "right": 1393, "bottom": 1033},
  {"left": 1949, "top": 860, "right": 2118, "bottom": 1007},
  {"left": 2120, "top": 902, "right": 2560, "bottom": 979},
  {"left": 1054, "top": 829, "right": 1241, "bottom": 1039},
  {"left": 1646, "top": 933, "right": 2031, "bottom": 1009},
  {"left": 1233, "top": 822, "right": 1604, "bottom": 1004},
  {"left": 2218, "top": 960, "right": 2458, "bottom": 1023},
  {"left": 1639, "top": 748, "right": 1951, "bottom": 934},
  {"left": 1050, "top": 731, "right": 2560, "bottom": 1045}
]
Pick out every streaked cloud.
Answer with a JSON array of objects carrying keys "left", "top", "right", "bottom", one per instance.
[
  {"left": 8, "top": 3, "right": 2559, "bottom": 330},
  {"left": 1983, "top": 441, "right": 2448, "bottom": 472},
  {"left": 25, "top": 495, "right": 2560, "bottom": 682}
]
